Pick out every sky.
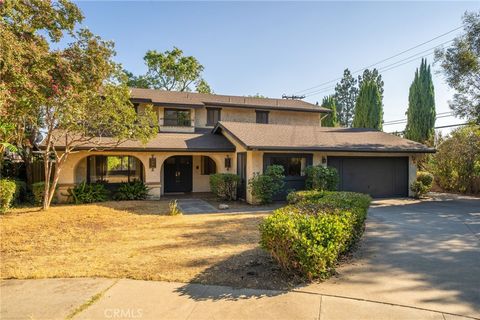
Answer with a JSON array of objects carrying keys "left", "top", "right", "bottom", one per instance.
[{"left": 73, "top": 1, "right": 479, "bottom": 133}]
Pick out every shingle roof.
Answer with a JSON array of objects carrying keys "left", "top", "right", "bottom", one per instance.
[
  {"left": 130, "top": 88, "right": 330, "bottom": 113},
  {"left": 213, "top": 122, "right": 435, "bottom": 153},
  {"left": 44, "top": 128, "right": 235, "bottom": 152}
]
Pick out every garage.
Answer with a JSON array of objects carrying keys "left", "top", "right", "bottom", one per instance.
[{"left": 327, "top": 156, "right": 409, "bottom": 198}]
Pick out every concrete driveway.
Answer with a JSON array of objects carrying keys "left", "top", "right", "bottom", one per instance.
[
  {"left": 1, "top": 193, "right": 479, "bottom": 319},
  {"left": 303, "top": 193, "right": 480, "bottom": 318}
]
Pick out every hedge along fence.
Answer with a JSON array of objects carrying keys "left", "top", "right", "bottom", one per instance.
[{"left": 259, "top": 190, "right": 371, "bottom": 280}]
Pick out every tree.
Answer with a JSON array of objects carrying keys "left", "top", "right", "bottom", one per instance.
[
  {"left": 334, "top": 69, "right": 358, "bottom": 127},
  {"left": 126, "top": 47, "right": 212, "bottom": 92},
  {"left": 353, "top": 80, "right": 383, "bottom": 130},
  {"left": 321, "top": 95, "right": 338, "bottom": 127},
  {"left": 358, "top": 68, "right": 384, "bottom": 98},
  {"left": 404, "top": 59, "right": 436, "bottom": 144},
  {"left": 432, "top": 125, "right": 480, "bottom": 194},
  {"left": 1, "top": 1, "right": 157, "bottom": 209},
  {"left": 435, "top": 11, "right": 480, "bottom": 124},
  {"left": 1, "top": 0, "right": 84, "bottom": 188}
]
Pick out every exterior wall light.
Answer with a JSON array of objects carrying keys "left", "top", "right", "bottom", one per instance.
[
  {"left": 322, "top": 156, "right": 327, "bottom": 165},
  {"left": 149, "top": 155, "right": 157, "bottom": 171},
  {"left": 225, "top": 155, "right": 232, "bottom": 170}
]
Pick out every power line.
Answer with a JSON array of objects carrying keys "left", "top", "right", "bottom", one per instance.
[
  {"left": 383, "top": 112, "right": 454, "bottom": 126},
  {"left": 303, "top": 39, "right": 453, "bottom": 98},
  {"left": 388, "top": 122, "right": 470, "bottom": 134},
  {"left": 293, "top": 25, "right": 461, "bottom": 96}
]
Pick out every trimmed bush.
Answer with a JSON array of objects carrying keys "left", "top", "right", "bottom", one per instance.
[
  {"left": 305, "top": 165, "right": 339, "bottom": 191},
  {"left": 248, "top": 165, "right": 285, "bottom": 204},
  {"left": 209, "top": 173, "right": 240, "bottom": 201},
  {"left": 0, "top": 179, "right": 16, "bottom": 213},
  {"left": 113, "top": 180, "right": 149, "bottom": 201},
  {"left": 66, "top": 182, "right": 110, "bottom": 204},
  {"left": 410, "top": 171, "right": 434, "bottom": 199},
  {"left": 260, "top": 190, "right": 371, "bottom": 279},
  {"left": 13, "top": 180, "right": 27, "bottom": 205},
  {"left": 32, "top": 182, "right": 46, "bottom": 205}
]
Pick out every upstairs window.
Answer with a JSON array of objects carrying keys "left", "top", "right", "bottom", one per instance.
[
  {"left": 164, "top": 109, "right": 191, "bottom": 126},
  {"left": 256, "top": 110, "right": 269, "bottom": 124},
  {"left": 207, "top": 108, "right": 221, "bottom": 126},
  {"left": 201, "top": 156, "right": 217, "bottom": 175}
]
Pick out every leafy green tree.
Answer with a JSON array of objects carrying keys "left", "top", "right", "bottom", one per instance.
[
  {"left": 432, "top": 125, "right": 480, "bottom": 194},
  {"left": 405, "top": 59, "right": 436, "bottom": 144},
  {"left": 353, "top": 80, "right": 383, "bottom": 130},
  {"left": 334, "top": 69, "right": 358, "bottom": 127},
  {"left": 435, "top": 11, "right": 480, "bottom": 123},
  {"left": 126, "top": 47, "right": 212, "bottom": 92},
  {"left": 321, "top": 95, "right": 338, "bottom": 127},
  {"left": 358, "top": 68, "right": 384, "bottom": 98},
  {"left": 1, "top": 1, "right": 157, "bottom": 209}
]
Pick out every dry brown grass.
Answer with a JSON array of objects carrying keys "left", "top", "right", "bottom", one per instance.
[{"left": 0, "top": 201, "right": 298, "bottom": 289}]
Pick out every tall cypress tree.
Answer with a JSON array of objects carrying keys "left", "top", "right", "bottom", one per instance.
[
  {"left": 405, "top": 59, "right": 436, "bottom": 144},
  {"left": 334, "top": 69, "right": 358, "bottom": 127},
  {"left": 353, "top": 80, "right": 383, "bottom": 130},
  {"left": 321, "top": 95, "right": 338, "bottom": 127}
]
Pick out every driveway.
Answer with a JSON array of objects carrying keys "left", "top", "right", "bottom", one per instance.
[{"left": 303, "top": 193, "right": 480, "bottom": 318}]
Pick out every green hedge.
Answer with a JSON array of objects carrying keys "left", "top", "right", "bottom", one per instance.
[
  {"left": 259, "top": 190, "right": 371, "bottom": 280},
  {"left": 66, "top": 182, "right": 110, "bottom": 204},
  {"left": 248, "top": 165, "right": 285, "bottom": 204},
  {"left": 0, "top": 179, "right": 16, "bottom": 213},
  {"left": 411, "top": 171, "right": 434, "bottom": 199},
  {"left": 209, "top": 173, "right": 240, "bottom": 201},
  {"left": 304, "top": 165, "right": 339, "bottom": 191}
]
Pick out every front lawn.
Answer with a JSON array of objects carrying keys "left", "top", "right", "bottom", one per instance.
[{"left": 0, "top": 201, "right": 298, "bottom": 289}]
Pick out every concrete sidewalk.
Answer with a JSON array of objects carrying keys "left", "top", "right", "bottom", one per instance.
[{"left": 0, "top": 278, "right": 475, "bottom": 320}]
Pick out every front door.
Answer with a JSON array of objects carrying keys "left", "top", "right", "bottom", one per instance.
[{"left": 164, "top": 156, "right": 193, "bottom": 193}]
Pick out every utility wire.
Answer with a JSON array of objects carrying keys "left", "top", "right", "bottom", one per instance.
[
  {"left": 294, "top": 26, "right": 461, "bottom": 96},
  {"left": 389, "top": 122, "right": 470, "bottom": 134},
  {"left": 383, "top": 114, "right": 455, "bottom": 126}
]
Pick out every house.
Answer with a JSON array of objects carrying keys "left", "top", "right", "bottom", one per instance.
[{"left": 53, "top": 87, "right": 434, "bottom": 203}]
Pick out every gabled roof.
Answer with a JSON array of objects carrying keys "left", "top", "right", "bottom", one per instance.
[
  {"left": 213, "top": 121, "right": 435, "bottom": 153},
  {"left": 130, "top": 88, "right": 330, "bottom": 113}
]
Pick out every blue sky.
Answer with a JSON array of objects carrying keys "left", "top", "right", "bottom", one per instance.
[{"left": 75, "top": 1, "right": 479, "bottom": 133}]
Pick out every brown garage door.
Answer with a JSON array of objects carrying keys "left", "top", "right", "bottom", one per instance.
[{"left": 327, "top": 157, "right": 409, "bottom": 198}]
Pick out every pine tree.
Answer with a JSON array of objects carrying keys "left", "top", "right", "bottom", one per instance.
[
  {"left": 334, "top": 69, "right": 358, "bottom": 127},
  {"left": 353, "top": 80, "right": 383, "bottom": 130},
  {"left": 405, "top": 59, "right": 436, "bottom": 144},
  {"left": 321, "top": 95, "right": 338, "bottom": 127}
]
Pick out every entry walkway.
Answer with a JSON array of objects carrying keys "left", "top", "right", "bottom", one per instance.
[{"left": 1, "top": 278, "right": 474, "bottom": 320}]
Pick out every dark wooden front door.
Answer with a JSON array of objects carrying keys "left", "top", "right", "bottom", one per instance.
[
  {"left": 237, "top": 152, "right": 247, "bottom": 200},
  {"left": 164, "top": 156, "right": 193, "bottom": 193}
]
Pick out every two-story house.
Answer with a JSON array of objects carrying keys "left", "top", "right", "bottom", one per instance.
[{"left": 53, "top": 87, "right": 434, "bottom": 203}]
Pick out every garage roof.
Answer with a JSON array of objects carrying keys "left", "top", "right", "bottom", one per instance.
[{"left": 213, "top": 122, "right": 435, "bottom": 153}]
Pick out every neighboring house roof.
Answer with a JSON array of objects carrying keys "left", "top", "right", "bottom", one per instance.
[
  {"left": 129, "top": 88, "right": 330, "bottom": 113},
  {"left": 213, "top": 121, "right": 435, "bottom": 153},
  {"left": 41, "top": 128, "right": 235, "bottom": 152}
]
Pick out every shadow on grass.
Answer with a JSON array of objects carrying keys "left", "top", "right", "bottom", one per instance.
[{"left": 174, "top": 248, "right": 306, "bottom": 301}]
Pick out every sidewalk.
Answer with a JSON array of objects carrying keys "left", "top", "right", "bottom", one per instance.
[{"left": 0, "top": 278, "right": 475, "bottom": 320}]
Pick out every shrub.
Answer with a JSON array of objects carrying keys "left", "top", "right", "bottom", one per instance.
[
  {"left": 13, "top": 180, "right": 27, "bottom": 205},
  {"left": 32, "top": 182, "right": 46, "bottom": 205},
  {"left": 168, "top": 200, "right": 181, "bottom": 216},
  {"left": 209, "top": 173, "right": 240, "bottom": 201},
  {"left": 248, "top": 165, "right": 285, "bottom": 204},
  {"left": 0, "top": 179, "right": 16, "bottom": 213},
  {"left": 432, "top": 125, "right": 480, "bottom": 194},
  {"left": 304, "top": 165, "right": 339, "bottom": 191},
  {"left": 113, "top": 180, "right": 149, "bottom": 201},
  {"left": 260, "top": 191, "right": 371, "bottom": 279},
  {"left": 66, "top": 182, "right": 110, "bottom": 204},
  {"left": 410, "top": 171, "right": 434, "bottom": 199}
]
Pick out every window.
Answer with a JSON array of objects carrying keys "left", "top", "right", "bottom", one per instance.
[
  {"left": 207, "top": 108, "right": 221, "bottom": 126},
  {"left": 201, "top": 156, "right": 216, "bottom": 175},
  {"left": 164, "top": 109, "right": 191, "bottom": 126},
  {"left": 256, "top": 110, "right": 269, "bottom": 124},
  {"left": 87, "top": 156, "right": 143, "bottom": 183},
  {"left": 265, "top": 155, "right": 309, "bottom": 177}
]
